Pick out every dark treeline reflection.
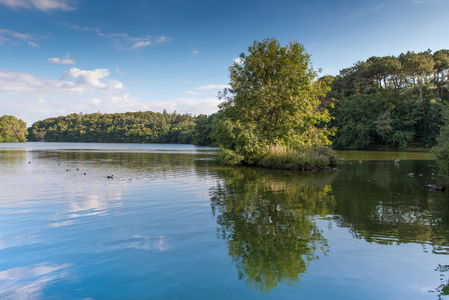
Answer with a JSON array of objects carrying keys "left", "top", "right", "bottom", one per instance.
[
  {"left": 207, "top": 160, "right": 449, "bottom": 292},
  {"left": 209, "top": 167, "right": 337, "bottom": 292},
  {"left": 331, "top": 161, "right": 449, "bottom": 253}
]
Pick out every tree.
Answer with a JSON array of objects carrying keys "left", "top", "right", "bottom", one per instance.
[
  {"left": 214, "top": 38, "right": 333, "bottom": 164},
  {"left": 0, "top": 115, "right": 28, "bottom": 142},
  {"left": 433, "top": 49, "right": 449, "bottom": 98}
]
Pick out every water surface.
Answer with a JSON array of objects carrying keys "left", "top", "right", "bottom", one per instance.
[{"left": 0, "top": 143, "right": 448, "bottom": 299}]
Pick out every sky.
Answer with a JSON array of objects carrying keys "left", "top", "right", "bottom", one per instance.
[{"left": 1, "top": 0, "right": 448, "bottom": 126}]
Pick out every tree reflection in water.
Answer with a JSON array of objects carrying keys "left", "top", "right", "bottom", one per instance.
[
  {"left": 210, "top": 167, "right": 336, "bottom": 292},
  {"left": 433, "top": 265, "right": 449, "bottom": 299}
]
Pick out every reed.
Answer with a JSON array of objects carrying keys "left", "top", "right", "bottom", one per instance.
[{"left": 256, "top": 145, "right": 339, "bottom": 170}]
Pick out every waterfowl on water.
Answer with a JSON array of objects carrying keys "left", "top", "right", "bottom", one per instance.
[
  {"left": 425, "top": 182, "right": 446, "bottom": 192},
  {"left": 66, "top": 169, "right": 71, "bottom": 172},
  {"left": 107, "top": 175, "right": 114, "bottom": 179},
  {"left": 394, "top": 159, "right": 400, "bottom": 163}
]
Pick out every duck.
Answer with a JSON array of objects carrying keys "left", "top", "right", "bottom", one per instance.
[
  {"left": 66, "top": 169, "right": 71, "bottom": 172},
  {"left": 394, "top": 159, "right": 400, "bottom": 163},
  {"left": 107, "top": 175, "right": 114, "bottom": 179},
  {"left": 425, "top": 182, "right": 446, "bottom": 192}
]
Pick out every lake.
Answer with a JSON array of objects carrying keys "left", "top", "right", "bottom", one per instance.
[{"left": 0, "top": 143, "right": 448, "bottom": 299}]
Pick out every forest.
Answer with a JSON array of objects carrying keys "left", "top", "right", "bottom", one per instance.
[
  {"left": 1, "top": 47, "right": 449, "bottom": 155},
  {"left": 326, "top": 48, "right": 449, "bottom": 150},
  {"left": 26, "top": 110, "right": 213, "bottom": 146},
  {"left": 0, "top": 115, "right": 28, "bottom": 142}
]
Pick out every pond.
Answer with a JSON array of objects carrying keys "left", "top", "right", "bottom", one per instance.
[{"left": 0, "top": 143, "right": 448, "bottom": 299}]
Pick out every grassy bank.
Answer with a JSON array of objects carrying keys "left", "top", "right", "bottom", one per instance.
[{"left": 255, "top": 145, "right": 339, "bottom": 171}]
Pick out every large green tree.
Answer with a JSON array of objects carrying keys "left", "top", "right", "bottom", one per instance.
[
  {"left": 0, "top": 115, "right": 27, "bottom": 142},
  {"left": 214, "top": 38, "right": 333, "bottom": 164}
]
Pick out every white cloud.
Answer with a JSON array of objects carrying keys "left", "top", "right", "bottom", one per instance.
[
  {"left": 60, "top": 24, "right": 170, "bottom": 50},
  {"left": 115, "top": 69, "right": 127, "bottom": 75},
  {"left": 155, "top": 35, "right": 170, "bottom": 43},
  {"left": 27, "top": 41, "right": 39, "bottom": 48},
  {"left": 62, "top": 68, "right": 123, "bottom": 89},
  {"left": 0, "top": 28, "right": 32, "bottom": 40},
  {"left": 131, "top": 40, "right": 151, "bottom": 49},
  {"left": 0, "top": 0, "right": 76, "bottom": 11},
  {"left": 0, "top": 28, "right": 41, "bottom": 47},
  {"left": 192, "top": 48, "right": 199, "bottom": 55},
  {"left": 0, "top": 68, "right": 135, "bottom": 124},
  {"left": 107, "top": 33, "right": 167, "bottom": 50},
  {"left": 48, "top": 54, "right": 75, "bottom": 65},
  {"left": 233, "top": 57, "right": 243, "bottom": 64},
  {"left": 196, "top": 84, "right": 230, "bottom": 91},
  {"left": 0, "top": 68, "right": 222, "bottom": 126},
  {"left": 162, "top": 97, "right": 221, "bottom": 116},
  {"left": 0, "top": 28, "right": 33, "bottom": 45},
  {"left": 186, "top": 84, "right": 230, "bottom": 96}
]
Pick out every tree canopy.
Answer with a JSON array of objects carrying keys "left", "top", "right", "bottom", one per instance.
[
  {"left": 27, "top": 110, "right": 214, "bottom": 145},
  {"left": 327, "top": 48, "right": 449, "bottom": 150},
  {"left": 213, "top": 38, "right": 333, "bottom": 165},
  {"left": 0, "top": 115, "right": 27, "bottom": 142}
]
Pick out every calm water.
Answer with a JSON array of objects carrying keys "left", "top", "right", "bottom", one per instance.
[{"left": 0, "top": 143, "right": 448, "bottom": 299}]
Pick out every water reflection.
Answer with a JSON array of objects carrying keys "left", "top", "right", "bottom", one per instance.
[
  {"left": 0, "top": 262, "right": 73, "bottom": 299},
  {"left": 1, "top": 144, "right": 449, "bottom": 298},
  {"left": 433, "top": 264, "right": 449, "bottom": 299},
  {"left": 210, "top": 167, "right": 337, "bottom": 292},
  {"left": 332, "top": 160, "right": 449, "bottom": 253},
  {"left": 98, "top": 235, "right": 169, "bottom": 252},
  {"left": 209, "top": 157, "right": 449, "bottom": 294}
]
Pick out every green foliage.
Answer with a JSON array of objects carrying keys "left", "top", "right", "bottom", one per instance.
[
  {"left": 328, "top": 48, "right": 449, "bottom": 150},
  {"left": 214, "top": 38, "right": 334, "bottom": 166},
  {"left": 256, "top": 145, "right": 339, "bottom": 170},
  {"left": 27, "top": 111, "right": 216, "bottom": 145},
  {"left": 433, "top": 105, "right": 449, "bottom": 178},
  {"left": 0, "top": 115, "right": 27, "bottom": 142}
]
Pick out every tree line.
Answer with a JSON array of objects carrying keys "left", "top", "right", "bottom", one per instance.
[
  {"left": 325, "top": 48, "right": 449, "bottom": 150},
  {"left": 3, "top": 45, "right": 449, "bottom": 156},
  {"left": 26, "top": 110, "right": 214, "bottom": 146}
]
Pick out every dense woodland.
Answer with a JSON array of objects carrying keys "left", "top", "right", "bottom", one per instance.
[
  {"left": 26, "top": 110, "right": 214, "bottom": 146},
  {"left": 0, "top": 115, "right": 28, "bottom": 142},
  {"left": 326, "top": 49, "right": 449, "bottom": 150}
]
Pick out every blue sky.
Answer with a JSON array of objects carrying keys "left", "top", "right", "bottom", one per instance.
[{"left": 1, "top": 0, "right": 448, "bottom": 125}]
